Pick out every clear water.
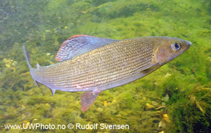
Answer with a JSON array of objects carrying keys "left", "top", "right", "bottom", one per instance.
[{"left": 0, "top": 0, "right": 211, "bottom": 132}]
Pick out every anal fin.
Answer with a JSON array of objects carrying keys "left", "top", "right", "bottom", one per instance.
[
  {"left": 34, "top": 81, "right": 40, "bottom": 87},
  {"left": 50, "top": 88, "right": 56, "bottom": 96},
  {"left": 34, "top": 81, "right": 56, "bottom": 96},
  {"left": 81, "top": 90, "right": 101, "bottom": 112}
]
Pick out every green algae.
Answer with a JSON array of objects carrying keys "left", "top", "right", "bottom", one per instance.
[{"left": 0, "top": 0, "right": 211, "bottom": 132}]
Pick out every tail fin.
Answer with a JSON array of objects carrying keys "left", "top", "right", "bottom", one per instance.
[
  {"left": 23, "top": 45, "right": 40, "bottom": 87},
  {"left": 23, "top": 45, "right": 32, "bottom": 69}
]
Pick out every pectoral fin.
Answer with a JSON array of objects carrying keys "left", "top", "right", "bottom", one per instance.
[
  {"left": 55, "top": 35, "right": 117, "bottom": 61},
  {"left": 81, "top": 90, "right": 102, "bottom": 112},
  {"left": 141, "top": 63, "right": 160, "bottom": 74}
]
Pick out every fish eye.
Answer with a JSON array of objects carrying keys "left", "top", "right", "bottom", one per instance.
[{"left": 171, "top": 42, "right": 181, "bottom": 51}]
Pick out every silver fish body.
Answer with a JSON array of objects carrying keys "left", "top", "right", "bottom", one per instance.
[{"left": 23, "top": 36, "right": 191, "bottom": 111}]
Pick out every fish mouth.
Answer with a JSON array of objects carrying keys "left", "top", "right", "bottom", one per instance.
[
  {"left": 166, "top": 40, "right": 191, "bottom": 63},
  {"left": 186, "top": 41, "right": 192, "bottom": 46},
  {"left": 183, "top": 40, "right": 191, "bottom": 51}
]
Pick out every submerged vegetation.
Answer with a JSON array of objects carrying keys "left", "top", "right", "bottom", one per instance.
[{"left": 0, "top": 0, "right": 211, "bottom": 132}]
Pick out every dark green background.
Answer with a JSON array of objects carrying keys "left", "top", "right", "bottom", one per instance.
[{"left": 0, "top": 0, "right": 211, "bottom": 132}]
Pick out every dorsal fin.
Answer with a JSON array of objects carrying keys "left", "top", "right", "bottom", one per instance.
[{"left": 55, "top": 35, "right": 117, "bottom": 61}]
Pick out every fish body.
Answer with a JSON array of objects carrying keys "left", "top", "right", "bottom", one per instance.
[{"left": 23, "top": 35, "right": 191, "bottom": 111}]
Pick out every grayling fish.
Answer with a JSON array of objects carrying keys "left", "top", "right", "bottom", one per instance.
[{"left": 23, "top": 35, "right": 191, "bottom": 111}]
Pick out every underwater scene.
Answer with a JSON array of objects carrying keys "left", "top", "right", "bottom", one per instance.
[{"left": 0, "top": 0, "right": 211, "bottom": 133}]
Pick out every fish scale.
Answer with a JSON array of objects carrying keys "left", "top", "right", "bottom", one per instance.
[
  {"left": 78, "top": 41, "right": 148, "bottom": 87},
  {"left": 35, "top": 39, "right": 151, "bottom": 90},
  {"left": 23, "top": 35, "right": 191, "bottom": 111}
]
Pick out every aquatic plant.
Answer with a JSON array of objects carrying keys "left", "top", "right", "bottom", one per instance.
[
  {"left": 1, "top": 0, "right": 211, "bottom": 132},
  {"left": 166, "top": 86, "right": 211, "bottom": 133}
]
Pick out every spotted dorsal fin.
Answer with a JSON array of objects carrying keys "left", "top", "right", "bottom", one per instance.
[{"left": 55, "top": 35, "right": 118, "bottom": 61}]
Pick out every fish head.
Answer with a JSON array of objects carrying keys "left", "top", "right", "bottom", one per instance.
[{"left": 152, "top": 37, "right": 191, "bottom": 65}]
